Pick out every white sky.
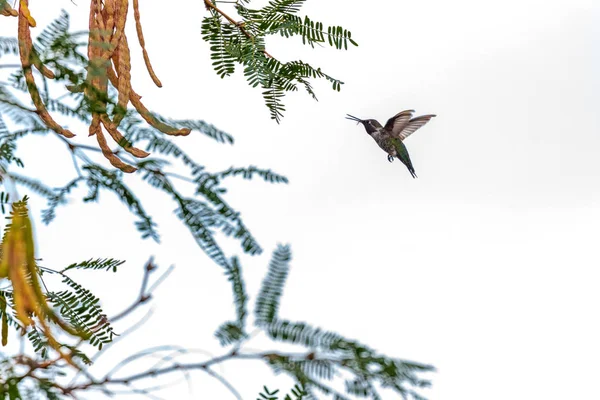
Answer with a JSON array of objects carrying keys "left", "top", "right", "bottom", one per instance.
[{"left": 1, "top": 0, "right": 600, "bottom": 399}]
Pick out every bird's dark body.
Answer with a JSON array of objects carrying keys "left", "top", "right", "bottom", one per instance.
[
  {"left": 370, "top": 128, "right": 397, "bottom": 156},
  {"left": 371, "top": 127, "right": 417, "bottom": 178},
  {"left": 346, "top": 110, "right": 435, "bottom": 179}
]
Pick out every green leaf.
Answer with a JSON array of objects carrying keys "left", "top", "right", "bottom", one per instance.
[
  {"left": 61, "top": 258, "right": 125, "bottom": 273},
  {"left": 255, "top": 244, "right": 292, "bottom": 325},
  {"left": 82, "top": 165, "right": 159, "bottom": 242},
  {"left": 47, "top": 275, "right": 115, "bottom": 350}
]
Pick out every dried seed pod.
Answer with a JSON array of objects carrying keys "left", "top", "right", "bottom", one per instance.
[
  {"left": 30, "top": 50, "right": 55, "bottom": 79},
  {"left": 100, "top": 114, "right": 150, "bottom": 158},
  {"left": 19, "top": 0, "right": 36, "bottom": 26},
  {"left": 93, "top": 116, "right": 137, "bottom": 173},
  {"left": 16, "top": 0, "right": 194, "bottom": 172},
  {"left": 18, "top": 0, "right": 75, "bottom": 138},
  {"left": 106, "top": 67, "right": 191, "bottom": 136},
  {"left": 133, "top": 0, "right": 162, "bottom": 87},
  {"left": 1, "top": 2, "right": 19, "bottom": 17},
  {"left": 113, "top": 33, "right": 131, "bottom": 126}
]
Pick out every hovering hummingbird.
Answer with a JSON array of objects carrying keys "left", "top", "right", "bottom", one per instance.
[{"left": 346, "top": 110, "right": 436, "bottom": 178}]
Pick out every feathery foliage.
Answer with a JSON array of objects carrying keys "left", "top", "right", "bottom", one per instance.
[
  {"left": 255, "top": 244, "right": 292, "bottom": 325},
  {"left": 41, "top": 177, "right": 83, "bottom": 224},
  {"left": 249, "top": 246, "right": 434, "bottom": 400},
  {"left": 214, "top": 321, "right": 247, "bottom": 346},
  {"left": 257, "top": 384, "right": 307, "bottom": 400},
  {"left": 82, "top": 165, "right": 160, "bottom": 242},
  {"left": 27, "top": 327, "right": 50, "bottom": 360},
  {"left": 48, "top": 275, "right": 114, "bottom": 350},
  {"left": 0, "top": 37, "right": 18, "bottom": 56},
  {"left": 265, "top": 319, "right": 434, "bottom": 399},
  {"left": 202, "top": 0, "right": 358, "bottom": 121},
  {"left": 228, "top": 257, "right": 248, "bottom": 327},
  {"left": 214, "top": 256, "right": 249, "bottom": 345},
  {"left": 61, "top": 258, "right": 125, "bottom": 273},
  {"left": 216, "top": 166, "right": 289, "bottom": 184}
]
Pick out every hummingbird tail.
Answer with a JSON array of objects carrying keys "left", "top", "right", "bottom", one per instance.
[{"left": 398, "top": 155, "right": 417, "bottom": 178}]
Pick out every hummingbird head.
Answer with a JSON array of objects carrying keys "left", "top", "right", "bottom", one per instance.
[{"left": 346, "top": 114, "right": 382, "bottom": 134}]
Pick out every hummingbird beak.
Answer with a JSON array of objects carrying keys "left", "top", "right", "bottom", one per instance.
[{"left": 345, "top": 114, "right": 363, "bottom": 125}]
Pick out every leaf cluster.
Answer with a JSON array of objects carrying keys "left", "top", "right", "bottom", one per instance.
[
  {"left": 0, "top": 197, "right": 120, "bottom": 364},
  {"left": 201, "top": 0, "right": 357, "bottom": 121},
  {"left": 214, "top": 245, "right": 434, "bottom": 400}
]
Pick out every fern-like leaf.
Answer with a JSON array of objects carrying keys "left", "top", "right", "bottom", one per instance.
[
  {"left": 227, "top": 256, "right": 247, "bottom": 326},
  {"left": 257, "top": 384, "right": 307, "bottom": 400},
  {"left": 82, "top": 165, "right": 159, "bottom": 242},
  {"left": 158, "top": 118, "right": 234, "bottom": 144},
  {"left": 8, "top": 174, "right": 55, "bottom": 199},
  {"left": 255, "top": 244, "right": 292, "bottom": 325},
  {"left": 264, "top": 320, "right": 344, "bottom": 349},
  {"left": 214, "top": 321, "right": 246, "bottom": 346},
  {"left": 61, "top": 258, "right": 124, "bottom": 273},
  {"left": 34, "top": 10, "right": 70, "bottom": 51},
  {"left": 47, "top": 275, "right": 114, "bottom": 350},
  {"left": 214, "top": 257, "right": 249, "bottom": 346},
  {"left": 0, "top": 37, "right": 19, "bottom": 57},
  {"left": 216, "top": 166, "right": 289, "bottom": 184},
  {"left": 41, "top": 177, "right": 82, "bottom": 224},
  {"left": 27, "top": 328, "right": 50, "bottom": 359}
]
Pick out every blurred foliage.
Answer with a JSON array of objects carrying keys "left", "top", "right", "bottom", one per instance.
[{"left": 258, "top": 384, "right": 307, "bottom": 400}]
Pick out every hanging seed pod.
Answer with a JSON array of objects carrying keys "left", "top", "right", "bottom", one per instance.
[
  {"left": 11, "top": 0, "right": 192, "bottom": 173},
  {"left": 18, "top": 0, "right": 75, "bottom": 138}
]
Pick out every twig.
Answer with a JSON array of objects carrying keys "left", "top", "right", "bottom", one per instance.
[
  {"left": 145, "top": 264, "right": 174, "bottom": 294},
  {"left": 65, "top": 349, "right": 343, "bottom": 395},
  {"left": 109, "top": 258, "right": 158, "bottom": 323},
  {"left": 203, "top": 0, "right": 274, "bottom": 58},
  {"left": 204, "top": 367, "right": 242, "bottom": 400}
]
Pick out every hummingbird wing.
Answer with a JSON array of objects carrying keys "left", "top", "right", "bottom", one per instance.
[
  {"left": 396, "top": 114, "right": 436, "bottom": 141},
  {"left": 384, "top": 110, "right": 414, "bottom": 134}
]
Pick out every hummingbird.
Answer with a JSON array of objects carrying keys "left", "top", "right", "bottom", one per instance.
[{"left": 346, "top": 110, "right": 436, "bottom": 178}]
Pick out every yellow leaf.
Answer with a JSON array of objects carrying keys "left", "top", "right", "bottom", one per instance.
[{"left": 19, "top": 0, "right": 36, "bottom": 27}]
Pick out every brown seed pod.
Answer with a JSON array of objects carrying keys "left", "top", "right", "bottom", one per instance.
[
  {"left": 18, "top": 0, "right": 75, "bottom": 138},
  {"left": 92, "top": 115, "right": 137, "bottom": 173},
  {"left": 133, "top": 0, "right": 162, "bottom": 87},
  {"left": 15, "top": 0, "right": 194, "bottom": 172}
]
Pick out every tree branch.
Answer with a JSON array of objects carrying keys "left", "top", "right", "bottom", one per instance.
[{"left": 202, "top": 0, "right": 274, "bottom": 58}]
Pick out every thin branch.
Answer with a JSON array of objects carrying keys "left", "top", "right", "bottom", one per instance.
[
  {"left": 203, "top": 0, "right": 274, "bottom": 58},
  {"left": 145, "top": 264, "right": 174, "bottom": 294},
  {"left": 65, "top": 349, "right": 344, "bottom": 395},
  {"left": 88, "top": 308, "right": 154, "bottom": 365},
  {"left": 70, "top": 149, "right": 82, "bottom": 177},
  {"left": 109, "top": 258, "right": 157, "bottom": 323},
  {"left": 204, "top": 367, "right": 242, "bottom": 400}
]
